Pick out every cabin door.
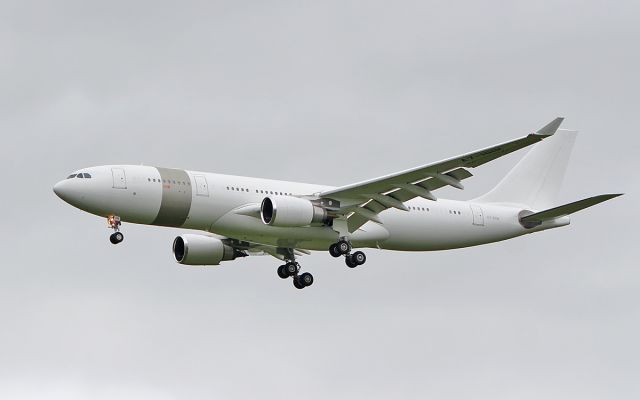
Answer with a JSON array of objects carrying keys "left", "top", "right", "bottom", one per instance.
[
  {"left": 112, "top": 168, "right": 127, "bottom": 189},
  {"left": 470, "top": 205, "right": 485, "bottom": 226}
]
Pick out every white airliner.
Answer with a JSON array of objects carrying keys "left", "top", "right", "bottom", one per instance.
[{"left": 53, "top": 118, "right": 620, "bottom": 289}]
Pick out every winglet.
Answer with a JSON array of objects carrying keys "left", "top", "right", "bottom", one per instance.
[{"left": 535, "top": 117, "right": 564, "bottom": 136}]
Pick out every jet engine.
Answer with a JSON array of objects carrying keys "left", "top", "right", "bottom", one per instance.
[
  {"left": 173, "top": 234, "right": 238, "bottom": 265},
  {"left": 260, "top": 196, "right": 328, "bottom": 227}
]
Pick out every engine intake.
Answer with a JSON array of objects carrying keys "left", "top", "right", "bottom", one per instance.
[
  {"left": 173, "top": 234, "right": 237, "bottom": 265},
  {"left": 261, "top": 196, "right": 328, "bottom": 227}
]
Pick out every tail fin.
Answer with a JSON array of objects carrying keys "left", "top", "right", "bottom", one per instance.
[{"left": 475, "top": 127, "right": 577, "bottom": 209}]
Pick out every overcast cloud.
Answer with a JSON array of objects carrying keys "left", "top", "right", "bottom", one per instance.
[{"left": 1, "top": 1, "right": 638, "bottom": 399}]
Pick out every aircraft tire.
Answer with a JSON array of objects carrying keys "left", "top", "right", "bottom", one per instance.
[
  {"left": 110, "top": 232, "right": 124, "bottom": 244},
  {"left": 277, "top": 265, "right": 289, "bottom": 279},
  {"left": 329, "top": 244, "right": 342, "bottom": 258},
  {"left": 299, "top": 272, "right": 314, "bottom": 287},
  {"left": 345, "top": 255, "right": 358, "bottom": 268},
  {"left": 352, "top": 251, "right": 366, "bottom": 266},
  {"left": 337, "top": 240, "right": 351, "bottom": 255},
  {"left": 293, "top": 276, "right": 305, "bottom": 289},
  {"left": 285, "top": 262, "right": 298, "bottom": 276}
]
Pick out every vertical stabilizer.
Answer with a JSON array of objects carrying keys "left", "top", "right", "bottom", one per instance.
[{"left": 475, "top": 129, "right": 577, "bottom": 209}]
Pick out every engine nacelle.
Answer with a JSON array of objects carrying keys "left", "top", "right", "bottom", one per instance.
[
  {"left": 260, "top": 196, "right": 328, "bottom": 227},
  {"left": 173, "top": 234, "right": 237, "bottom": 265}
]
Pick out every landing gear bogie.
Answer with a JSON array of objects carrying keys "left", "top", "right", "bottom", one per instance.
[
  {"left": 329, "top": 238, "right": 367, "bottom": 269},
  {"left": 276, "top": 258, "right": 313, "bottom": 290}
]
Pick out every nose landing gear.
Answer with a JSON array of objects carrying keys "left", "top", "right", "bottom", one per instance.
[{"left": 107, "top": 215, "right": 124, "bottom": 244}]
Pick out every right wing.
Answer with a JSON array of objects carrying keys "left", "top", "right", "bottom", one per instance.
[{"left": 317, "top": 117, "right": 565, "bottom": 231}]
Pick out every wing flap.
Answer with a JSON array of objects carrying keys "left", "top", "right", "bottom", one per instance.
[{"left": 345, "top": 168, "right": 474, "bottom": 230}]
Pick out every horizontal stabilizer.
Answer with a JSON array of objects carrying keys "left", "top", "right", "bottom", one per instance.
[{"left": 519, "top": 194, "right": 622, "bottom": 228}]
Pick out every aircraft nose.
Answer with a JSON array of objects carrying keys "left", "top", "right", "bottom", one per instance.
[{"left": 53, "top": 180, "right": 71, "bottom": 202}]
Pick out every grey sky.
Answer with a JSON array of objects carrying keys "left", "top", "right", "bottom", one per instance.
[{"left": 1, "top": 1, "right": 638, "bottom": 399}]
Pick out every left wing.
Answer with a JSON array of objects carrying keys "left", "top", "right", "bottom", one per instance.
[{"left": 318, "top": 117, "right": 564, "bottom": 231}]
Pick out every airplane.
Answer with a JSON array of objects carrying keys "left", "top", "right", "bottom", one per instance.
[{"left": 53, "top": 117, "right": 621, "bottom": 289}]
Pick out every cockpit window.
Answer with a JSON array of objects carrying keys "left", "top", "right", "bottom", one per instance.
[{"left": 68, "top": 172, "right": 92, "bottom": 179}]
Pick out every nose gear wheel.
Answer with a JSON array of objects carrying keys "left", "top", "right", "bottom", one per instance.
[{"left": 110, "top": 232, "right": 124, "bottom": 244}]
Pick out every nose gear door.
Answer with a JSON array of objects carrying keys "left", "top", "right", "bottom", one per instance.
[{"left": 112, "top": 168, "right": 127, "bottom": 189}]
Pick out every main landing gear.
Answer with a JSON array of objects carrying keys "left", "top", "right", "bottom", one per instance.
[
  {"left": 108, "top": 215, "right": 124, "bottom": 245},
  {"left": 276, "top": 255, "right": 314, "bottom": 290},
  {"left": 329, "top": 238, "right": 366, "bottom": 268}
]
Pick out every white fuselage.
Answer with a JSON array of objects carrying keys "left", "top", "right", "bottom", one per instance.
[{"left": 53, "top": 165, "right": 569, "bottom": 252}]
